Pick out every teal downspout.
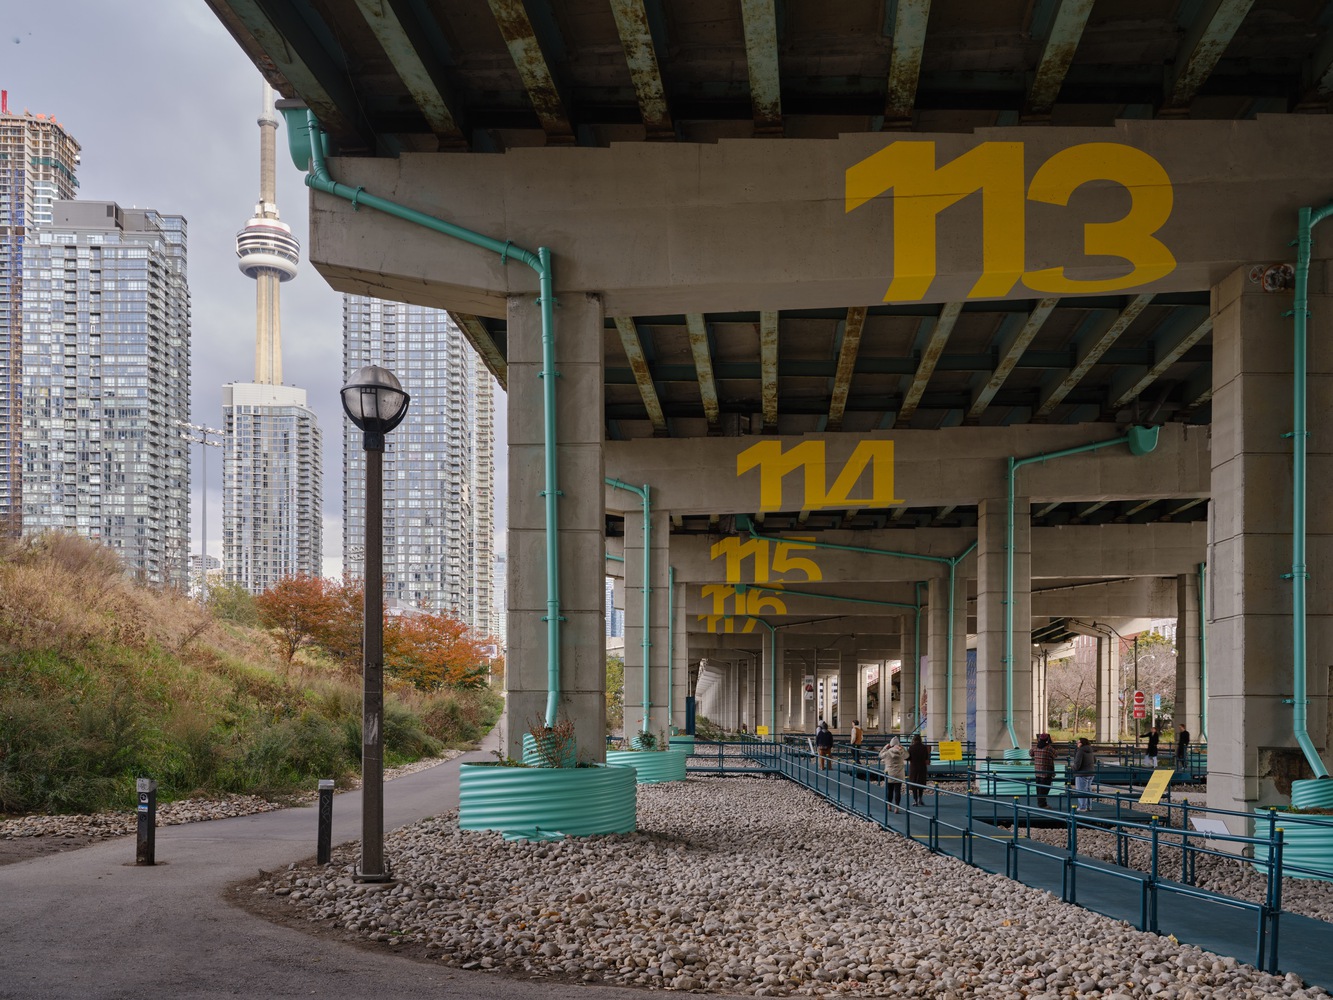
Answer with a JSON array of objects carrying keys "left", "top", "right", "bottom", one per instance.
[
  {"left": 746, "top": 616, "right": 779, "bottom": 742},
  {"left": 914, "top": 581, "right": 926, "bottom": 731},
  {"left": 605, "top": 553, "right": 625, "bottom": 563},
  {"left": 1290, "top": 203, "right": 1333, "bottom": 781},
  {"left": 1006, "top": 428, "right": 1159, "bottom": 751},
  {"left": 748, "top": 524, "right": 973, "bottom": 733},
  {"left": 606, "top": 479, "right": 652, "bottom": 734},
  {"left": 287, "top": 110, "right": 566, "bottom": 726},
  {"left": 667, "top": 565, "right": 676, "bottom": 732},
  {"left": 1198, "top": 562, "right": 1207, "bottom": 741}
]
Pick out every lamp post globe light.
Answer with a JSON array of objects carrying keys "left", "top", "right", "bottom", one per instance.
[{"left": 341, "top": 365, "right": 410, "bottom": 882}]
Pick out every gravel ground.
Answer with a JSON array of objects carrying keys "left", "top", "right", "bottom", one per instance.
[{"left": 243, "top": 776, "right": 1328, "bottom": 998}]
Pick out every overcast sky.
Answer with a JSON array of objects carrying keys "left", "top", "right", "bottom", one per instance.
[{"left": 9, "top": 2, "right": 506, "bottom": 578}]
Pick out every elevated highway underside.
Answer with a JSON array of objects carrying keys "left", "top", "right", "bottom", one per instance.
[{"left": 205, "top": 0, "right": 1333, "bottom": 816}]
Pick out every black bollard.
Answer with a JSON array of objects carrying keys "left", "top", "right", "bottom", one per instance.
[
  {"left": 316, "top": 779, "right": 334, "bottom": 864},
  {"left": 135, "top": 778, "right": 156, "bottom": 866}
]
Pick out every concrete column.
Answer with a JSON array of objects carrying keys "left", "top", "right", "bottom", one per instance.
[
  {"left": 671, "top": 575, "right": 689, "bottom": 732},
  {"left": 899, "top": 613, "right": 919, "bottom": 733},
  {"left": 839, "top": 648, "right": 859, "bottom": 735},
  {"left": 1175, "top": 572, "right": 1203, "bottom": 737},
  {"left": 506, "top": 291, "right": 605, "bottom": 761},
  {"left": 1210, "top": 265, "right": 1332, "bottom": 811},
  {"left": 622, "top": 509, "right": 671, "bottom": 738},
  {"left": 1033, "top": 651, "right": 1048, "bottom": 734},
  {"left": 1095, "top": 637, "right": 1123, "bottom": 743},
  {"left": 976, "top": 496, "right": 1032, "bottom": 760}
]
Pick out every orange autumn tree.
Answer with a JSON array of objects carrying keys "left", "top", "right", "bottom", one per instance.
[
  {"left": 312, "top": 575, "right": 365, "bottom": 671},
  {"left": 386, "top": 609, "right": 488, "bottom": 690},
  {"left": 254, "top": 574, "right": 336, "bottom": 667}
]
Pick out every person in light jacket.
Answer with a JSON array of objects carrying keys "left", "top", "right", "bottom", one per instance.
[{"left": 878, "top": 736, "right": 907, "bottom": 813}]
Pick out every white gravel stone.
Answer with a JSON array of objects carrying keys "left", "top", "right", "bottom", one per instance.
[{"left": 247, "top": 776, "right": 1332, "bottom": 997}]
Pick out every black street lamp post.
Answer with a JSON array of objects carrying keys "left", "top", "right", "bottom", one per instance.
[{"left": 341, "top": 365, "right": 410, "bottom": 882}]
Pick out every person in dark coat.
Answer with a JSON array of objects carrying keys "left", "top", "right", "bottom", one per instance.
[
  {"left": 1032, "top": 733, "right": 1056, "bottom": 809},
  {"left": 1071, "top": 737, "right": 1096, "bottom": 811},
  {"left": 814, "top": 720, "right": 834, "bottom": 770},
  {"left": 1175, "top": 726, "right": 1190, "bottom": 767},
  {"left": 906, "top": 733, "right": 930, "bottom": 805},
  {"left": 1144, "top": 726, "right": 1160, "bottom": 767}
]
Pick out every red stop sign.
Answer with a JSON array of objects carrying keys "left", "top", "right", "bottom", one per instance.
[{"left": 1133, "top": 690, "right": 1145, "bottom": 706}]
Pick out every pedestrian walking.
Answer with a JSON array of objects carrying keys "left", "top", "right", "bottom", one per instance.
[
  {"left": 1032, "top": 733, "right": 1056, "bottom": 809},
  {"left": 1175, "top": 725, "right": 1191, "bottom": 768},
  {"left": 814, "top": 720, "right": 834, "bottom": 771},
  {"left": 850, "top": 719, "right": 864, "bottom": 746},
  {"left": 878, "top": 736, "right": 906, "bottom": 812},
  {"left": 1144, "top": 726, "right": 1160, "bottom": 768},
  {"left": 906, "top": 733, "right": 930, "bottom": 805},
  {"left": 1071, "top": 737, "right": 1096, "bottom": 811}
]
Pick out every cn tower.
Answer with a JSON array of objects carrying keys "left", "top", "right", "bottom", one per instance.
[{"left": 235, "top": 82, "right": 299, "bottom": 384}]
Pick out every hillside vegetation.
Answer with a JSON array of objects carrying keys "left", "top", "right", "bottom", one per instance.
[{"left": 0, "top": 533, "right": 501, "bottom": 816}]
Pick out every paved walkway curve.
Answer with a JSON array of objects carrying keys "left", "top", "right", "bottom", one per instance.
[{"left": 0, "top": 732, "right": 683, "bottom": 1000}]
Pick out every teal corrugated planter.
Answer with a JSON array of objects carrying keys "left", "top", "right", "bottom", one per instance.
[
  {"left": 521, "top": 732, "right": 575, "bottom": 768},
  {"left": 668, "top": 735, "right": 695, "bottom": 752},
  {"left": 1253, "top": 808, "right": 1333, "bottom": 882},
  {"left": 605, "top": 749, "right": 688, "bottom": 784},
  {"left": 459, "top": 763, "right": 637, "bottom": 837}
]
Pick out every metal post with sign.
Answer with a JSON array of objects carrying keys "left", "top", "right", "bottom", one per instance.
[{"left": 135, "top": 777, "right": 156, "bottom": 866}]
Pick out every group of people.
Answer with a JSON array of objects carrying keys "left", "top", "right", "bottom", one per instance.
[{"left": 810, "top": 722, "right": 1196, "bottom": 815}]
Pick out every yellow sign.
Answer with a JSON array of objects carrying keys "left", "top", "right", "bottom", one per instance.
[
  {"left": 756, "top": 726, "right": 769, "bottom": 736},
  {"left": 1137, "top": 768, "right": 1176, "bottom": 806},
  {"left": 938, "top": 740, "right": 963, "bottom": 761},
  {"left": 846, "top": 141, "right": 1176, "bottom": 301},
  {"left": 737, "top": 439, "right": 901, "bottom": 512}
]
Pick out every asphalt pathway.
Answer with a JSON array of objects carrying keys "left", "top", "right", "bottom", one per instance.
[{"left": 0, "top": 731, "right": 670, "bottom": 1000}]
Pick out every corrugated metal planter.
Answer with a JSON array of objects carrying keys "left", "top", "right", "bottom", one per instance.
[
  {"left": 1252, "top": 809, "right": 1333, "bottom": 882},
  {"left": 977, "top": 762, "right": 1068, "bottom": 798},
  {"left": 521, "top": 732, "right": 575, "bottom": 768},
  {"left": 605, "top": 749, "right": 688, "bottom": 784},
  {"left": 668, "top": 735, "right": 696, "bottom": 753},
  {"left": 459, "top": 763, "right": 637, "bottom": 838}
]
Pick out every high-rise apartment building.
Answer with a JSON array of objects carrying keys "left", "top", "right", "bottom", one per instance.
[
  {"left": 222, "top": 83, "right": 322, "bottom": 593},
  {"left": 342, "top": 296, "right": 496, "bottom": 631},
  {"left": 1, "top": 92, "right": 80, "bottom": 532},
  {"left": 21, "top": 201, "right": 190, "bottom": 586}
]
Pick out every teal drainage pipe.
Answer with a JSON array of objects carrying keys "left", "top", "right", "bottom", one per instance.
[
  {"left": 748, "top": 524, "right": 974, "bottom": 732},
  {"left": 1289, "top": 202, "right": 1333, "bottom": 780},
  {"left": 1006, "top": 427, "right": 1159, "bottom": 751},
  {"left": 285, "top": 110, "right": 566, "bottom": 727},
  {"left": 667, "top": 565, "right": 676, "bottom": 732},
  {"left": 1198, "top": 562, "right": 1207, "bottom": 741},
  {"left": 606, "top": 479, "right": 652, "bottom": 733},
  {"left": 745, "top": 616, "right": 779, "bottom": 741},
  {"left": 605, "top": 553, "right": 625, "bottom": 563}
]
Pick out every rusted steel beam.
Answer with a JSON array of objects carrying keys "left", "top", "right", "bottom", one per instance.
[
  {"left": 353, "top": 0, "right": 468, "bottom": 149},
  {"left": 1108, "top": 311, "right": 1212, "bottom": 410},
  {"left": 895, "top": 300, "right": 961, "bottom": 427},
  {"left": 685, "top": 313, "right": 721, "bottom": 429},
  {"left": 968, "top": 298, "right": 1059, "bottom": 420},
  {"left": 1033, "top": 294, "right": 1153, "bottom": 419},
  {"left": 448, "top": 312, "right": 508, "bottom": 390},
  {"left": 739, "top": 0, "right": 783, "bottom": 134},
  {"left": 486, "top": 0, "right": 575, "bottom": 143},
  {"left": 609, "top": 0, "right": 675, "bottom": 139},
  {"left": 1025, "top": 0, "right": 1096, "bottom": 116},
  {"left": 759, "top": 310, "right": 780, "bottom": 431},
  {"left": 1163, "top": 0, "right": 1256, "bottom": 110},
  {"left": 614, "top": 316, "right": 669, "bottom": 435},
  {"left": 827, "top": 306, "right": 867, "bottom": 431},
  {"left": 884, "top": 0, "right": 932, "bottom": 125}
]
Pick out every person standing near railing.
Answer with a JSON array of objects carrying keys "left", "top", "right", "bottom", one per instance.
[
  {"left": 815, "top": 720, "right": 834, "bottom": 770},
  {"left": 1176, "top": 725, "right": 1190, "bottom": 769},
  {"left": 1071, "top": 737, "right": 1096, "bottom": 811},
  {"left": 878, "top": 735, "right": 906, "bottom": 813},
  {"left": 907, "top": 733, "right": 930, "bottom": 806},
  {"left": 1145, "top": 726, "right": 1160, "bottom": 768},
  {"left": 1033, "top": 733, "right": 1056, "bottom": 809},
  {"left": 850, "top": 719, "right": 864, "bottom": 747}
]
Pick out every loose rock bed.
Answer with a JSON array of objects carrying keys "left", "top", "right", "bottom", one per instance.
[{"left": 249, "top": 776, "right": 1329, "bottom": 998}]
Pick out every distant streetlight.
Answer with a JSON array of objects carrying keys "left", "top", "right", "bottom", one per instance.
[
  {"left": 341, "top": 365, "right": 410, "bottom": 882},
  {"left": 178, "top": 421, "right": 224, "bottom": 600}
]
